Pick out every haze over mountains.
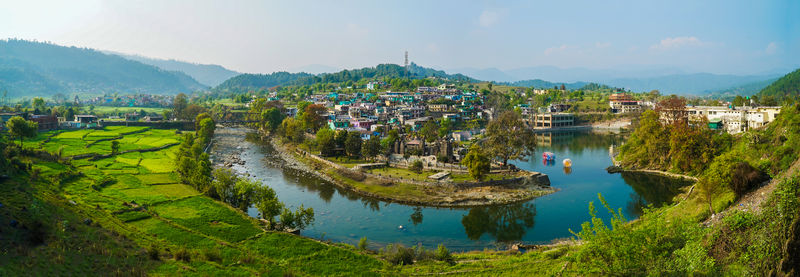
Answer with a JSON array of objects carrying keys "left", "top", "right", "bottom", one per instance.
[
  {"left": 0, "top": 39, "right": 206, "bottom": 98},
  {"left": 112, "top": 53, "right": 240, "bottom": 87},
  {"left": 447, "top": 66, "right": 783, "bottom": 96},
  {"left": 0, "top": 39, "right": 790, "bottom": 99}
]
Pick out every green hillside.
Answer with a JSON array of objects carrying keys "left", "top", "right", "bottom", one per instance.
[
  {"left": 0, "top": 39, "right": 206, "bottom": 98},
  {"left": 215, "top": 63, "right": 476, "bottom": 92},
  {"left": 755, "top": 68, "right": 800, "bottom": 104}
]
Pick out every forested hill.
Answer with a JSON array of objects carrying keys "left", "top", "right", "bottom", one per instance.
[
  {"left": 754, "top": 68, "right": 800, "bottom": 104},
  {"left": 214, "top": 63, "right": 476, "bottom": 92},
  {"left": 114, "top": 53, "right": 240, "bottom": 87},
  {"left": 0, "top": 39, "right": 206, "bottom": 98}
]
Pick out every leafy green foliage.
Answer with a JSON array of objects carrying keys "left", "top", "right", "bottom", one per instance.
[
  {"left": 344, "top": 131, "right": 362, "bottom": 157},
  {"left": 485, "top": 110, "right": 534, "bottom": 166},
  {"left": 6, "top": 116, "right": 38, "bottom": 147},
  {"left": 570, "top": 194, "right": 714, "bottom": 275},
  {"left": 755, "top": 68, "right": 800, "bottom": 105},
  {"left": 462, "top": 144, "right": 490, "bottom": 181},
  {"left": 410, "top": 160, "right": 424, "bottom": 174}
]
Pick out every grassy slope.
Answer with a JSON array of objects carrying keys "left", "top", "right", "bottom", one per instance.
[{"left": 1, "top": 127, "right": 390, "bottom": 276}]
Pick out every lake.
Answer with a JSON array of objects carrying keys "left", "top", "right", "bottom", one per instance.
[{"left": 230, "top": 130, "right": 691, "bottom": 251}]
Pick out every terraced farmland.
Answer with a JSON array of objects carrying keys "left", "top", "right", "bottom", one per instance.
[{"left": 5, "top": 127, "right": 387, "bottom": 276}]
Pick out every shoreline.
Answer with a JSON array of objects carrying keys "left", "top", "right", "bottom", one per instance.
[{"left": 267, "top": 136, "right": 557, "bottom": 207}]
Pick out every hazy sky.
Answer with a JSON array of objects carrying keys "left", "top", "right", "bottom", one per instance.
[{"left": 2, "top": 0, "right": 798, "bottom": 74}]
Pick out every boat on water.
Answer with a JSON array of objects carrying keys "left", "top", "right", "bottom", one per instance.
[
  {"left": 563, "top": 158, "right": 572, "bottom": 167},
  {"left": 543, "top": 152, "right": 556, "bottom": 161}
]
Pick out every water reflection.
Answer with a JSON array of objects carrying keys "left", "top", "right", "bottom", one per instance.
[
  {"left": 410, "top": 207, "right": 423, "bottom": 226},
  {"left": 461, "top": 203, "right": 536, "bottom": 242},
  {"left": 563, "top": 166, "right": 572, "bottom": 175},
  {"left": 619, "top": 171, "right": 693, "bottom": 216}
]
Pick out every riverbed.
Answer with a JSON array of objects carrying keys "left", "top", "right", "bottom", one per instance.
[{"left": 211, "top": 127, "right": 692, "bottom": 251}]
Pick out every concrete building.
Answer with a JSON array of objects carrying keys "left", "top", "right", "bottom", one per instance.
[
  {"left": 30, "top": 115, "right": 58, "bottom": 131},
  {"left": 533, "top": 113, "right": 574, "bottom": 128},
  {"left": 609, "top": 92, "right": 642, "bottom": 113},
  {"left": 686, "top": 106, "right": 781, "bottom": 134}
]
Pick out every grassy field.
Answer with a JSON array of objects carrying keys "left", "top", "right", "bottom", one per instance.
[
  {"left": 91, "top": 106, "right": 167, "bottom": 115},
  {"left": 1, "top": 128, "right": 389, "bottom": 276}
]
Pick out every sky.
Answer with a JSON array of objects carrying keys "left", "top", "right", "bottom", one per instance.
[{"left": 1, "top": 0, "right": 798, "bottom": 75}]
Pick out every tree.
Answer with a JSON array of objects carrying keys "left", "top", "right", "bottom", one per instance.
[
  {"left": 111, "top": 140, "right": 120, "bottom": 154},
  {"left": 261, "top": 108, "right": 284, "bottom": 133},
  {"left": 32, "top": 97, "right": 46, "bottom": 113},
  {"left": 173, "top": 93, "right": 188, "bottom": 119},
  {"left": 732, "top": 95, "right": 746, "bottom": 107},
  {"left": 420, "top": 120, "right": 439, "bottom": 142},
  {"left": 316, "top": 128, "right": 336, "bottom": 157},
  {"left": 6, "top": 116, "right": 38, "bottom": 148},
  {"left": 362, "top": 135, "right": 381, "bottom": 160},
  {"left": 195, "top": 112, "right": 212, "bottom": 130},
  {"left": 196, "top": 117, "right": 216, "bottom": 144},
  {"left": 410, "top": 160, "right": 424, "bottom": 174},
  {"left": 438, "top": 118, "right": 452, "bottom": 139},
  {"left": 344, "top": 131, "right": 362, "bottom": 158},
  {"left": 255, "top": 186, "right": 284, "bottom": 229},
  {"left": 485, "top": 110, "right": 534, "bottom": 166},
  {"left": 279, "top": 205, "right": 315, "bottom": 231},
  {"left": 301, "top": 104, "right": 327, "bottom": 131},
  {"left": 655, "top": 95, "right": 687, "bottom": 125},
  {"left": 462, "top": 144, "right": 490, "bottom": 181},
  {"left": 281, "top": 117, "right": 305, "bottom": 143}
]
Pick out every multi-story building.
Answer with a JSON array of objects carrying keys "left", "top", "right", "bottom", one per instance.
[
  {"left": 686, "top": 106, "right": 781, "bottom": 134},
  {"left": 533, "top": 113, "right": 574, "bottom": 128},
  {"left": 609, "top": 92, "right": 642, "bottom": 113}
]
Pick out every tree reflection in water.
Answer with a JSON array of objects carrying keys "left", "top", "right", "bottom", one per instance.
[
  {"left": 461, "top": 203, "right": 536, "bottom": 242},
  {"left": 620, "top": 171, "right": 693, "bottom": 216},
  {"left": 410, "top": 207, "right": 423, "bottom": 226}
]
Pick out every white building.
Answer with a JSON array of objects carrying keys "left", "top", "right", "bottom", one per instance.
[{"left": 686, "top": 106, "right": 781, "bottom": 134}]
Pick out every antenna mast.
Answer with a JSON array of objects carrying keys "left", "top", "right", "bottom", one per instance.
[{"left": 404, "top": 50, "right": 409, "bottom": 79}]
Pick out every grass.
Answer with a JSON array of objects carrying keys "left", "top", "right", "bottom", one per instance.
[{"left": 5, "top": 127, "right": 391, "bottom": 276}]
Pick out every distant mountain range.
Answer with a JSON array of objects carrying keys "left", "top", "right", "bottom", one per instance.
[
  {"left": 112, "top": 53, "right": 240, "bottom": 87},
  {"left": 447, "top": 66, "right": 783, "bottom": 95},
  {"left": 0, "top": 39, "right": 206, "bottom": 98}
]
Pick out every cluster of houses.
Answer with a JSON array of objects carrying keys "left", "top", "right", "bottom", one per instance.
[
  {"left": 0, "top": 112, "right": 168, "bottom": 131},
  {"left": 79, "top": 94, "right": 173, "bottom": 107}
]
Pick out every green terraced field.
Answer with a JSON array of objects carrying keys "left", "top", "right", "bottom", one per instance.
[{"left": 9, "top": 127, "right": 389, "bottom": 276}]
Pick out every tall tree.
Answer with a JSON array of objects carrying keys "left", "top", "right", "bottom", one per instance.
[
  {"left": 6, "top": 116, "right": 38, "bottom": 148},
  {"left": 302, "top": 104, "right": 327, "bottom": 132},
  {"left": 261, "top": 107, "right": 284, "bottom": 133},
  {"left": 173, "top": 93, "right": 188, "bottom": 120},
  {"left": 485, "top": 110, "right": 534, "bottom": 166},
  {"left": 316, "top": 128, "right": 336, "bottom": 157},
  {"left": 362, "top": 135, "right": 381, "bottom": 160},
  {"left": 344, "top": 131, "right": 362, "bottom": 158},
  {"left": 462, "top": 144, "right": 490, "bottom": 181},
  {"left": 655, "top": 95, "right": 687, "bottom": 125}
]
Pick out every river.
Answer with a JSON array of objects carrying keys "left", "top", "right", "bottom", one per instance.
[{"left": 219, "top": 129, "right": 692, "bottom": 251}]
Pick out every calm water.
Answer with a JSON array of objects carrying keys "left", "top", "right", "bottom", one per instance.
[{"left": 232, "top": 130, "right": 691, "bottom": 251}]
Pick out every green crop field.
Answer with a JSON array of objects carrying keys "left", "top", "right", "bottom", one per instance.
[{"left": 4, "top": 127, "right": 389, "bottom": 276}]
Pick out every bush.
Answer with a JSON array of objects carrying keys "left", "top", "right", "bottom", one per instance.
[
  {"left": 410, "top": 160, "right": 424, "bottom": 174},
  {"left": 174, "top": 247, "right": 191, "bottom": 262},
  {"left": 382, "top": 244, "right": 415, "bottom": 265},
  {"left": 203, "top": 247, "right": 222, "bottom": 262},
  {"left": 147, "top": 244, "right": 160, "bottom": 260},
  {"left": 435, "top": 244, "right": 454, "bottom": 264},
  {"left": 358, "top": 237, "right": 368, "bottom": 251},
  {"left": 729, "top": 162, "right": 769, "bottom": 198}
]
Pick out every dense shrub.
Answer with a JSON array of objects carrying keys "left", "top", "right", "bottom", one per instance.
[
  {"left": 381, "top": 244, "right": 416, "bottom": 265},
  {"left": 358, "top": 237, "right": 368, "bottom": 251},
  {"left": 147, "top": 244, "right": 160, "bottom": 260},
  {"left": 202, "top": 247, "right": 222, "bottom": 262},
  {"left": 174, "top": 247, "right": 191, "bottom": 262}
]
